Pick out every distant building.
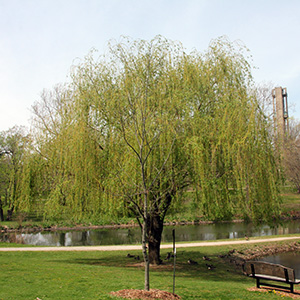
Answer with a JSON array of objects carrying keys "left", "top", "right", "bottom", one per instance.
[{"left": 272, "top": 87, "right": 289, "bottom": 140}]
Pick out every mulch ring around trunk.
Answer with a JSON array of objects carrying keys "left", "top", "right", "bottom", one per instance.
[
  {"left": 110, "top": 289, "right": 181, "bottom": 300},
  {"left": 248, "top": 287, "right": 300, "bottom": 299}
]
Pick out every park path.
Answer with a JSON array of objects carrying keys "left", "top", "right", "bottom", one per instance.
[{"left": 0, "top": 236, "right": 299, "bottom": 252}]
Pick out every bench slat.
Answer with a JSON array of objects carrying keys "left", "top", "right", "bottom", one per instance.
[{"left": 249, "top": 274, "right": 296, "bottom": 283}]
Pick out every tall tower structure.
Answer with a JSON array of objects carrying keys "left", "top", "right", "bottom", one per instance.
[{"left": 272, "top": 87, "right": 289, "bottom": 138}]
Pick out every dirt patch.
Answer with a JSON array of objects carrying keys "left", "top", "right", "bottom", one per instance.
[
  {"left": 110, "top": 289, "right": 181, "bottom": 300},
  {"left": 248, "top": 287, "right": 300, "bottom": 298}
]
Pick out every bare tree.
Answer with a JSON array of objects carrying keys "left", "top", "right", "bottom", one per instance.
[{"left": 284, "top": 120, "right": 300, "bottom": 193}]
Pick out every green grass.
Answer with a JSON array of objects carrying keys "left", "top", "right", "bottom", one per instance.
[
  {"left": 280, "top": 190, "right": 300, "bottom": 212},
  {"left": 0, "top": 242, "right": 294, "bottom": 300},
  {"left": 1, "top": 187, "right": 300, "bottom": 299},
  {"left": 0, "top": 241, "right": 45, "bottom": 247}
]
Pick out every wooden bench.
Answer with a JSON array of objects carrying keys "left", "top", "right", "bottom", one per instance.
[{"left": 244, "top": 261, "right": 300, "bottom": 293}]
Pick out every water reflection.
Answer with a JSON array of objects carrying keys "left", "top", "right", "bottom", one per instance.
[
  {"left": 258, "top": 252, "right": 300, "bottom": 278},
  {"left": 1, "top": 219, "right": 300, "bottom": 246}
]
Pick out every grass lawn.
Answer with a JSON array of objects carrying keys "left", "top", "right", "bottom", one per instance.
[
  {"left": 1, "top": 187, "right": 300, "bottom": 299},
  {"left": 0, "top": 242, "right": 296, "bottom": 300},
  {"left": 281, "top": 193, "right": 300, "bottom": 213}
]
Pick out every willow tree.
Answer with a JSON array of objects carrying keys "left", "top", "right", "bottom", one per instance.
[
  {"left": 0, "top": 126, "right": 30, "bottom": 220},
  {"left": 69, "top": 36, "right": 281, "bottom": 290},
  {"left": 17, "top": 84, "right": 110, "bottom": 221},
  {"left": 186, "top": 39, "right": 281, "bottom": 222},
  {"left": 15, "top": 36, "right": 281, "bottom": 291},
  {"left": 71, "top": 37, "right": 191, "bottom": 289}
]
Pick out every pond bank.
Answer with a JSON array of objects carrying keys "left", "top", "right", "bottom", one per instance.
[
  {"left": 1, "top": 219, "right": 244, "bottom": 233},
  {"left": 225, "top": 239, "right": 300, "bottom": 273},
  {"left": 1, "top": 215, "right": 298, "bottom": 234},
  {"left": 228, "top": 240, "right": 300, "bottom": 260},
  {"left": 2, "top": 209, "right": 300, "bottom": 234}
]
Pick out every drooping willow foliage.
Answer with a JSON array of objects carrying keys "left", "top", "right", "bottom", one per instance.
[
  {"left": 14, "top": 36, "right": 281, "bottom": 223},
  {"left": 185, "top": 39, "right": 281, "bottom": 221}
]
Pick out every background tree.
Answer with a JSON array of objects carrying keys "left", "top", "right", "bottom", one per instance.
[
  {"left": 283, "top": 120, "right": 300, "bottom": 193},
  {"left": 0, "top": 126, "right": 29, "bottom": 220},
  {"left": 17, "top": 84, "right": 109, "bottom": 221},
  {"left": 252, "top": 81, "right": 275, "bottom": 118},
  {"left": 0, "top": 150, "right": 10, "bottom": 221}
]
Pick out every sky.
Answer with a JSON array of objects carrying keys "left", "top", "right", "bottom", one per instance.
[{"left": 0, "top": 0, "right": 300, "bottom": 131}]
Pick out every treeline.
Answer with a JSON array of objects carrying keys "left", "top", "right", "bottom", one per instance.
[{"left": 0, "top": 36, "right": 282, "bottom": 224}]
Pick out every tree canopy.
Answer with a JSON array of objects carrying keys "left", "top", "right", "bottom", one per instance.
[
  {"left": 14, "top": 36, "right": 282, "bottom": 222},
  {"left": 0, "top": 126, "right": 29, "bottom": 220}
]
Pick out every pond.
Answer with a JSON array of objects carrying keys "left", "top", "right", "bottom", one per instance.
[
  {"left": 257, "top": 252, "right": 300, "bottom": 278},
  {"left": 1, "top": 219, "right": 300, "bottom": 246}
]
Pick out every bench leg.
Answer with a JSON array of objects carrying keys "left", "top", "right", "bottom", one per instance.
[
  {"left": 256, "top": 278, "right": 260, "bottom": 289},
  {"left": 290, "top": 283, "right": 294, "bottom": 293}
]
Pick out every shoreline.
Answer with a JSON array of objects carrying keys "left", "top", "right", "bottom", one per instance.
[
  {"left": 0, "top": 219, "right": 244, "bottom": 234},
  {"left": 2, "top": 214, "right": 299, "bottom": 234}
]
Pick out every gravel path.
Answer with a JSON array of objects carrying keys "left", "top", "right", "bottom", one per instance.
[{"left": 0, "top": 236, "right": 299, "bottom": 251}]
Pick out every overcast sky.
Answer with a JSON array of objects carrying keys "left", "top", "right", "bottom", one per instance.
[{"left": 1, "top": 0, "right": 300, "bottom": 131}]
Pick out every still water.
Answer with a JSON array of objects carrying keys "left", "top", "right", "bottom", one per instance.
[
  {"left": 1, "top": 220, "right": 300, "bottom": 246},
  {"left": 258, "top": 252, "right": 300, "bottom": 278}
]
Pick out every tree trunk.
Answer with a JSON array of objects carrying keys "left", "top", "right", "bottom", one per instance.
[
  {"left": 142, "top": 221, "right": 150, "bottom": 290},
  {"left": 148, "top": 214, "right": 164, "bottom": 265},
  {"left": 6, "top": 205, "right": 14, "bottom": 221},
  {"left": 0, "top": 199, "right": 4, "bottom": 222}
]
